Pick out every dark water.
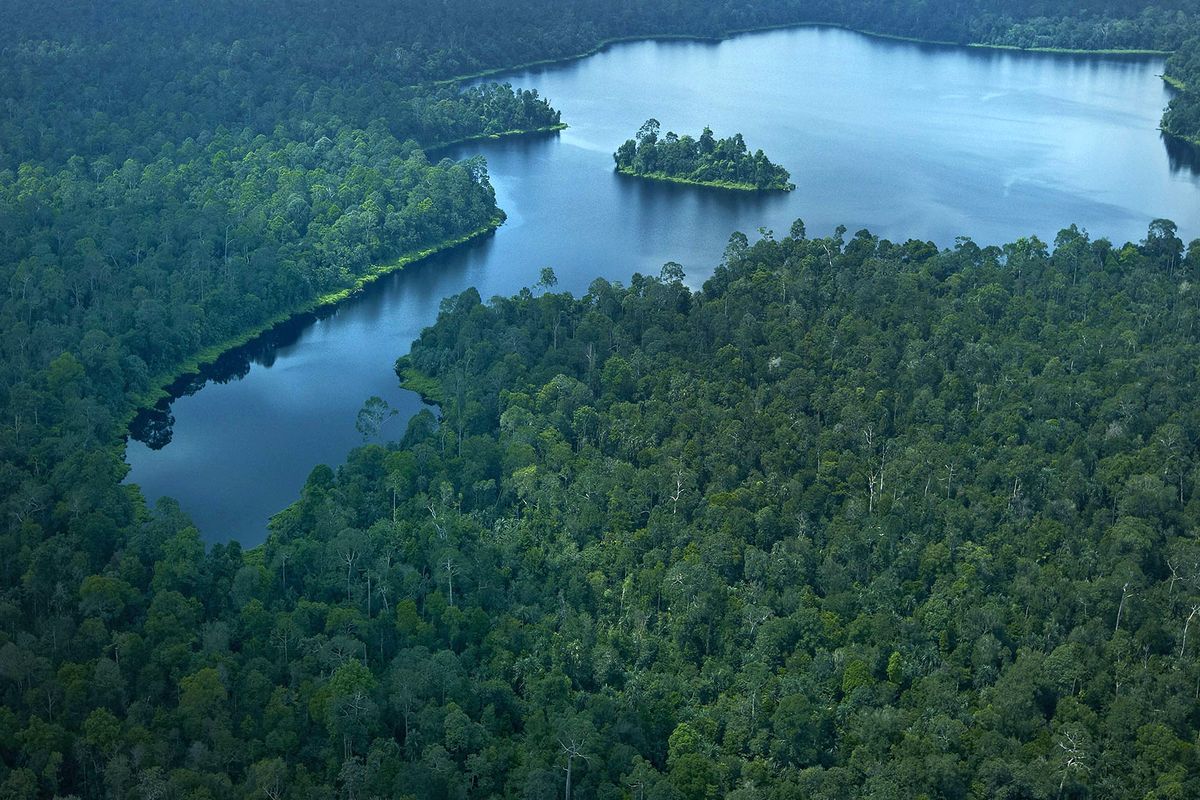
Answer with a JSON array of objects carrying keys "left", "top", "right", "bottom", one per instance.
[{"left": 125, "top": 26, "right": 1200, "bottom": 545}]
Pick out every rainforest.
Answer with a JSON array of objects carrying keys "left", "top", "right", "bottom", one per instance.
[
  {"left": 613, "top": 121, "right": 794, "bottom": 191},
  {"left": 4, "top": 1, "right": 1200, "bottom": 799}
]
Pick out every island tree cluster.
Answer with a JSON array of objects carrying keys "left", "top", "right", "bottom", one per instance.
[{"left": 614, "top": 120, "right": 795, "bottom": 191}]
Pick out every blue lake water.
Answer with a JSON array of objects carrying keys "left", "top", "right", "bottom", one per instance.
[{"left": 125, "top": 26, "right": 1200, "bottom": 544}]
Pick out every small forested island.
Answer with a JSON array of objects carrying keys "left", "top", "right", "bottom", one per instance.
[{"left": 614, "top": 119, "right": 795, "bottom": 191}]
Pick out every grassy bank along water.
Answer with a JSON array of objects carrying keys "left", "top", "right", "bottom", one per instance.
[
  {"left": 123, "top": 215, "right": 504, "bottom": 433},
  {"left": 968, "top": 42, "right": 1168, "bottom": 55},
  {"left": 1162, "top": 125, "right": 1200, "bottom": 148},
  {"left": 1163, "top": 74, "right": 1189, "bottom": 92},
  {"left": 614, "top": 166, "right": 789, "bottom": 192},
  {"left": 395, "top": 359, "right": 446, "bottom": 407},
  {"left": 426, "top": 123, "right": 568, "bottom": 155}
]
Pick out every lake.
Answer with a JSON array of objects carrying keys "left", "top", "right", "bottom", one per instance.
[{"left": 124, "top": 26, "right": 1200, "bottom": 545}]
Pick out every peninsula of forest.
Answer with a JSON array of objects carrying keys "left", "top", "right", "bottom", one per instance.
[{"left": 613, "top": 118, "right": 795, "bottom": 191}]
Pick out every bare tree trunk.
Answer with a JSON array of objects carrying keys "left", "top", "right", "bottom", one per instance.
[
  {"left": 1115, "top": 582, "right": 1132, "bottom": 634},
  {"left": 1182, "top": 606, "right": 1199, "bottom": 658}
]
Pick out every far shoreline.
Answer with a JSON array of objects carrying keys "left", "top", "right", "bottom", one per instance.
[{"left": 430, "top": 21, "right": 1169, "bottom": 91}]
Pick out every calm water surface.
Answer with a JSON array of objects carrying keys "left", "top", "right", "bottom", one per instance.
[{"left": 125, "top": 27, "right": 1200, "bottom": 545}]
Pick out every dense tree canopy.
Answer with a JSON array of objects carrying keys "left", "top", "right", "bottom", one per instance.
[
  {"left": 614, "top": 120, "right": 795, "bottom": 191},
  {"left": 10, "top": 218, "right": 1200, "bottom": 798},
  {"left": 1164, "top": 36, "right": 1200, "bottom": 145},
  {"left": 2, "top": 0, "right": 1200, "bottom": 797},
  {"left": 14, "top": 219, "right": 1199, "bottom": 799}
]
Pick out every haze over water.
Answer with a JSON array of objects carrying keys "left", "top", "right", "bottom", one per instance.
[{"left": 125, "top": 26, "right": 1200, "bottom": 545}]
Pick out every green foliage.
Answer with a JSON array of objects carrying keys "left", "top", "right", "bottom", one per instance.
[
  {"left": 614, "top": 121, "right": 795, "bottom": 191},
  {"left": 2, "top": 0, "right": 1200, "bottom": 797},
  {"left": 49, "top": 218, "right": 1183, "bottom": 798},
  {"left": 377, "top": 219, "right": 1200, "bottom": 798},
  {"left": 1164, "top": 36, "right": 1200, "bottom": 144}
]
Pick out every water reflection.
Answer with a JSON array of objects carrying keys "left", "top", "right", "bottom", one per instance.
[
  {"left": 129, "top": 407, "right": 175, "bottom": 450},
  {"left": 125, "top": 26, "right": 1200, "bottom": 545},
  {"left": 1164, "top": 132, "right": 1200, "bottom": 175},
  {"left": 128, "top": 229, "right": 498, "bottom": 450}
]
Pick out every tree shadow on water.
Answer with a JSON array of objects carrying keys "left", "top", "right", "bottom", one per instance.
[{"left": 1163, "top": 132, "right": 1200, "bottom": 177}]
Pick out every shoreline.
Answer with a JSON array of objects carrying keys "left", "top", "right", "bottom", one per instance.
[
  {"left": 425, "top": 123, "right": 568, "bottom": 155},
  {"left": 1159, "top": 75, "right": 1200, "bottom": 149},
  {"left": 395, "top": 359, "right": 446, "bottom": 407},
  {"left": 966, "top": 42, "right": 1168, "bottom": 56},
  {"left": 122, "top": 215, "right": 504, "bottom": 432},
  {"left": 1163, "top": 74, "right": 1189, "bottom": 92},
  {"left": 431, "top": 21, "right": 1169, "bottom": 89},
  {"left": 122, "top": 22, "right": 1184, "bottom": 448},
  {"left": 123, "top": 118, "right": 575, "bottom": 434},
  {"left": 1161, "top": 125, "right": 1200, "bottom": 149},
  {"left": 614, "top": 166, "right": 792, "bottom": 192}
]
